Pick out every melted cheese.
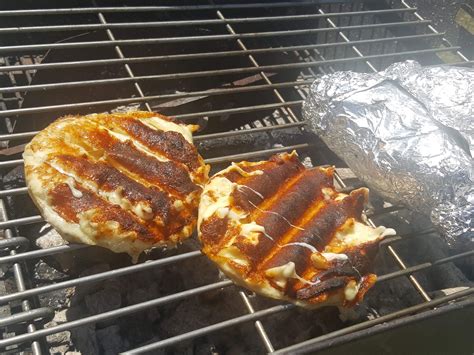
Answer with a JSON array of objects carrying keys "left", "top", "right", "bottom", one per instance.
[
  {"left": 240, "top": 222, "right": 266, "bottom": 244},
  {"left": 265, "top": 261, "right": 298, "bottom": 288},
  {"left": 280, "top": 242, "right": 318, "bottom": 253},
  {"left": 218, "top": 246, "right": 249, "bottom": 266},
  {"left": 65, "top": 177, "right": 83, "bottom": 198},
  {"left": 335, "top": 218, "right": 396, "bottom": 246},
  {"left": 198, "top": 176, "right": 235, "bottom": 222},
  {"left": 229, "top": 163, "right": 263, "bottom": 177},
  {"left": 344, "top": 280, "right": 359, "bottom": 301},
  {"left": 321, "top": 252, "right": 349, "bottom": 262},
  {"left": 237, "top": 185, "right": 264, "bottom": 199},
  {"left": 132, "top": 201, "right": 153, "bottom": 220},
  {"left": 106, "top": 129, "right": 169, "bottom": 162}
]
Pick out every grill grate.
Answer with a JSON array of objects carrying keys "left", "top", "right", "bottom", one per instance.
[{"left": 0, "top": 1, "right": 472, "bottom": 354}]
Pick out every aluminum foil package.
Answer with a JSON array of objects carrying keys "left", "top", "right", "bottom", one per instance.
[{"left": 303, "top": 60, "right": 473, "bottom": 246}]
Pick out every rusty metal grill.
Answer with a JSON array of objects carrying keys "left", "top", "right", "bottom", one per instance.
[{"left": 0, "top": 1, "right": 472, "bottom": 354}]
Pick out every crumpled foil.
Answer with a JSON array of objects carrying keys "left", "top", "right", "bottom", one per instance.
[{"left": 303, "top": 60, "right": 473, "bottom": 246}]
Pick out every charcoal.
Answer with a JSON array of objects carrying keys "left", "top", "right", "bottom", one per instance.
[
  {"left": 45, "top": 310, "right": 72, "bottom": 354},
  {"left": 84, "top": 283, "right": 122, "bottom": 315},
  {"left": 69, "top": 323, "right": 99, "bottom": 355},
  {"left": 35, "top": 227, "right": 66, "bottom": 249},
  {"left": 96, "top": 325, "right": 127, "bottom": 355}
]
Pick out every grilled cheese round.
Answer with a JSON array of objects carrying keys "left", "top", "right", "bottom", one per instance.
[
  {"left": 24, "top": 111, "right": 208, "bottom": 262},
  {"left": 198, "top": 152, "right": 395, "bottom": 308}
]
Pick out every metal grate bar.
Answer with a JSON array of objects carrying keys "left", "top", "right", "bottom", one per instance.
[
  {"left": 0, "top": 78, "right": 313, "bottom": 96},
  {"left": 0, "top": 121, "right": 306, "bottom": 157},
  {"left": 272, "top": 288, "right": 474, "bottom": 354},
  {"left": 0, "top": 9, "right": 418, "bottom": 34},
  {"left": 0, "top": 3, "right": 413, "bottom": 16},
  {"left": 0, "top": 139, "right": 308, "bottom": 170},
  {"left": 0, "top": 251, "right": 202, "bottom": 304},
  {"left": 0, "top": 244, "right": 87, "bottom": 264},
  {"left": 0, "top": 21, "right": 431, "bottom": 53},
  {"left": 0, "top": 232, "right": 471, "bottom": 350},
  {"left": 0, "top": 47, "right": 458, "bottom": 118},
  {"left": 238, "top": 291, "right": 275, "bottom": 353},
  {"left": 0, "top": 2, "right": 472, "bottom": 353},
  {"left": 0, "top": 227, "right": 435, "bottom": 266},
  {"left": 214, "top": 6, "right": 284, "bottom": 349},
  {"left": 0, "top": 280, "right": 235, "bottom": 349},
  {"left": 126, "top": 287, "right": 474, "bottom": 353},
  {"left": 0, "top": 33, "right": 444, "bottom": 73},
  {"left": 0, "top": 99, "right": 304, "bottom": 120}
]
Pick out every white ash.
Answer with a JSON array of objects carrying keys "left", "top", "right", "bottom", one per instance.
[{"left": 35, "top": 226, "right": 66, "bottom": 249}]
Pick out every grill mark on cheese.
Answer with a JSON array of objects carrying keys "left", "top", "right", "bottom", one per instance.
[
  {"left": 200, "top": 215, "right": 229, "bottom": 252},
  {"left": 71, "top": 127, "right": 199, "bottom": 197},
  {"left": 209, "top": 155, "right": 304, "bottom": 253},
  {"left": 118, "top": 117, "right": 200, "bottom": 170},
  {"left": 55, "top": 154, "right": 173, "bottom": 225},
  {"left": 106, "top": 140, "right": 199, "bottom": 196},
  {"left": 261, "top": 190, "right": 366, "bottom": 277},
  {"left": 49, "top": 183, "right": 161, "bottom": 241},
  {"left": 230, "top": 157, "right": 305, "bottom": 211},
  {"left": 234, "top": 168, "right": 333, "bottom": 269}
]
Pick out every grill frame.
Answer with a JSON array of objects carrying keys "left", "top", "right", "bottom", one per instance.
[{"left": 0, "top": 1, "right": 472, "bottom": 354}]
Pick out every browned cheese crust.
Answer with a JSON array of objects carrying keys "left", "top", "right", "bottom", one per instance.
[
  {"left": 24, "top": 111, "right": 209, "bottom": 261},
  {"left": 198, "top": 152, "right": 395, "bottom": 308}
]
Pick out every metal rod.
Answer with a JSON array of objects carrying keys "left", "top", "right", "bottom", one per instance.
[
  {"left": 0, "top": 21, "right": 431, "bottom": 53},
  {"left": 0, "top": 33, "right": 443, "bottom": 73},
  {"left": 2, "top": 229, "right": 470, "bottom": 306},
  {"left": 0, "top": 140, "right": 308, "bottom": 179},
  {"left": 0, "top": 3, "right": 415, "bottom": 16},
  {"left": 215, "top": 8, "right": 284, "bottom": 350},
  {"left": 271, "top": 287, "right": 474, "bottom": 354},
  {"left": 0, "top": 244, "right": 87, "bottom": 264},
  {"left": 0, "top": 280, "right": 234, "bottom": 349},
  {"left": 0, "top": 121, "right": 305, "bottom": 149},
  {"left": 0, "top": 99, "right": 304, "bottom": 121},
  {"left": 238, "top": 291, "right": 275, "bottom": 353},
  {"left": 0, "top": 187, "right": 29, "bottom": 197},
  {"left": 126, "top": 287, "right": 474, "bottom": 353},
  {"left": 0, "top": 77, "right": 313, "bottom": 96},
  {"left": 377, "top": 249, "right": 474, "bottom": 283},
  {"left": 0, "top": 307, "right": 54, "bottom": 328},
  {"left": 0, "top": 251, "right": 202, "bottom": 304},
  {"left": 123, "top": 303, "right": 295, "bottom": 354},
  {"left": 0, "top": 9, "right": 419, "bottom": 34},
  {"left": 0, "top": 47, "right": 457, "bottom": 118},
  {"left": 204, "top": 143, "right": 308, "bottom": 165}
]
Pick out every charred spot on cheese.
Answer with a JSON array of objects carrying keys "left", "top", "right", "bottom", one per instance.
[
  {"left": 198, "top": 152, "right": 394, "bottom": 309},
  {"left": 90, "top": 132, "right": 199, "bottom": 197},
  {"left": 23, "top": 111, "right": 208, "bottom": 262},
  {"left": 55, "top": 155, "right": 173, "bottom": 225},
  {"left": 118, "top": 117, "right": 200, "bottom": 170},
  {"left": 49, "top": 183, "right": 159, "bottom": 241}
]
